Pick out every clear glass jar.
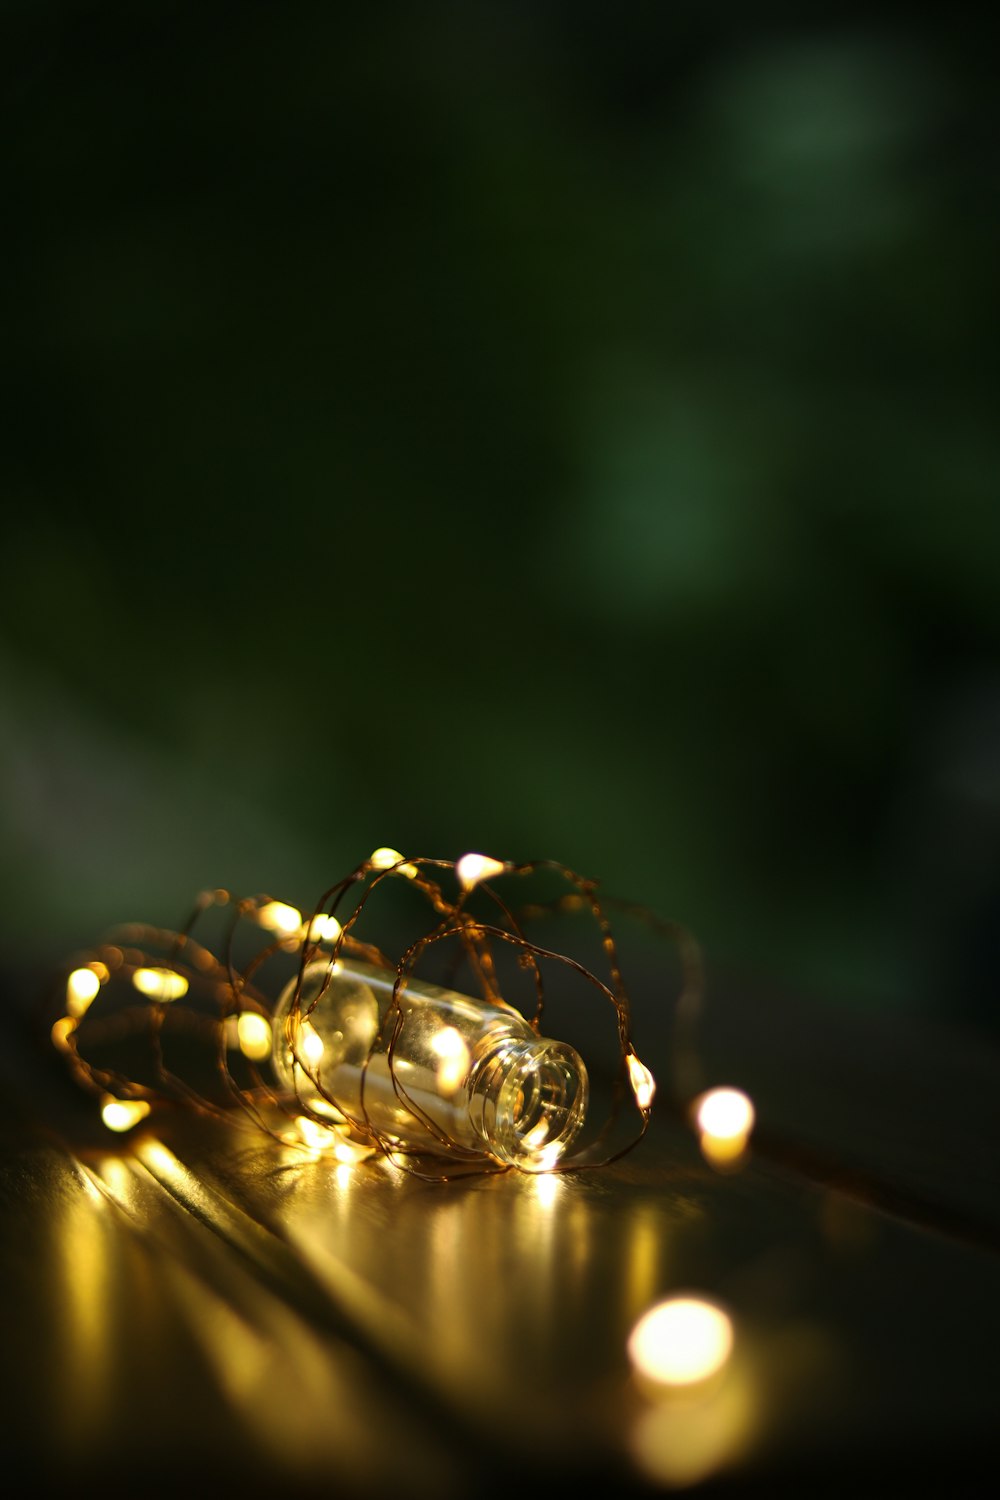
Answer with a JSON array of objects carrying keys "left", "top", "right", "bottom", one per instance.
[{"left": 272, "top": 957, "right": 589, "bottom": 1171}]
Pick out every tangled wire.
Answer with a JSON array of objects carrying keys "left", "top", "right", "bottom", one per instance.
[{"left": 46, "top": 848, "right": 703, "bottom": 1181}]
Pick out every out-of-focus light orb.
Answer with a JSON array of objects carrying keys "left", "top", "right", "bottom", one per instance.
[
  {"left": 305, "top": 912, "right": 343, "bottom": 943},
  {"left": 627, "top": 1051, "right": 657, "bottom": 1110},
  {"left": 630, "top": 1365, "right": 754, "bottom": 1488},
  {"left": 431, "top": 1026, "right": 470, "bottom": 1094},
  {"left": 131, "top": 967, "right": 189, "bottom": 1002},
  {"left": 628, "top": 1296, "right": 734, "bottom": 1388},
  {"left": 696, "top": 1087, "right": 754, "bottom": 1140},
  {"left": 100, "top": 1096, "right": 152, "bottom": 1133},
  {"left": 256, "top": 900, "right": 303, "bottom": 935},
  {"left": 66, "top": 966, "right": 102, "bottom": 1017},
  {"left": 300, "top": 1021, "right": 325, "bottom": 1066},
  {"left": 236, "top": 1012, "right": 273, "bottom": 1061},
  {"left": 455, "top": 852, "right": 506, "bottom": 890},
  {"left": 695, "top": 1087, "right": 755, "bottom": 1167}
]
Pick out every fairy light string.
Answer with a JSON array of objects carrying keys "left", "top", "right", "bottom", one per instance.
[
  {"left": 45, "top": 849, "right": 706, "bottom": 1181},
  {"left": 48, "top": 843, "right": 1000, "bottom": 1499}
]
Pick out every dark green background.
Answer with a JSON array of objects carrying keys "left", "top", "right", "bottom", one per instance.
[{"left": 3, "top": 2, "right": 999, "bottom": 1036}]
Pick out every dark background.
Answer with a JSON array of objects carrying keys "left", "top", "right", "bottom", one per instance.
[{"left": 2, "top": 1, "right": 999, "bottom": 1045}]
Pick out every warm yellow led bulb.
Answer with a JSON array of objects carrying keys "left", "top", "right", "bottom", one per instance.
[
  {"left": 131, "top": 967, "right": 189, "bottom": 1002},
  {"left": 256, "top": 900, "right": 303, "bottom": 935},
  {"left": 628, "top": 1295, "right": 734, "bottom": 1388},
  {"left": 430, "top": 1026, "right": 471, "bottom": 1095},
  {"left": 369, "top": 847, "right": 418, "bottom": 878},
  {"left": 627, "top": 1050, "right": 657, "bottom": 1110},
  {"left": 455, "top": 852, "right": 506, "bottom": 890},
  {"left": 304, "top": 911, "right": 343, "bottom": 943},
  {"left": 224, "top": 1012, "right": 273, "bottom": 1062},
  {"left": 694, "top": 1086, "right": 755, "bottom": 1167},
  {"left": 100, "top": 1096, "right": 152, "bottom": 1133},
  {"left": 66, "top": 966, "right": 102, "bottom": 1017}
]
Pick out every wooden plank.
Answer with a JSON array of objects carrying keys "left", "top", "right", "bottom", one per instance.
[{"left": 2, "top": 975, "right": 999, "bottom": 1494}]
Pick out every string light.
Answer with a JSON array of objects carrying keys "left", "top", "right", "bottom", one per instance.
[
  {"left": 48, "top": 845, "right": 780, "bottom": 1486},
  {"left": 131, "top": 967, "right": 189, "bottom": 1002},
  {"left": 693, "top": 1086, "right": 755, "bottom": 1169},
  {"left": 368, "top": 847, "right": 418, "bottom": 879},
  {"left": 99, "top": 1096, "right": 152, "bottom": 1133},
  {"left": 223, "top": 1012, "right": 273, "bottom": 1062},
  {"left": 303, "top": 912, "right": 343, "bottom": 944},
  {"left": 455, "top": 853, "right": 506, "bottom": 891},
  {"left": 49, "top": 851, "right": 914, "bottom": 1493},
  {"left": 255, "top": 901, "right": 303, "bottom": 937},
  {"left": 628, "top": 1295, "right": 734, "bottom": 1389},
  {"left": 626, "top": 1049, "right": 657, "bottom": 1111},
  {"left": 65, "top": 967, "right": 102, "bottom": 1017},
  {"left": 46, "top": 847, "right": 678, "bottom": 1180}
]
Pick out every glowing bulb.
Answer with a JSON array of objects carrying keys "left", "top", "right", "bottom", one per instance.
[
  {"left": 627, "top": 1051, "right": 656, "bottom": 1111},
  {"left": 284, "top": 1115, "right": 375, "bottom": 1162},
  {"left": 256, "top": 900, "right": 303, "bottom": 935},
  {"left": 694, "top": 1087, "right": 755, "bottom": 1167},
  {"left": 628, "top": 1296, "right": 734, "bottom": 1388},
  {"left": 304, "top": 912, "right": 343, "bottom": 943},
  {"left": 100, "top": 1096, "right": 152, "bottom": 1133},
  {"left": 696, "top": 1087, "right": 754, "bottom": 1138},
  {"left": 290, "top": 1115, "right": 339, "bottom": 1152},
  {"left": 66, "top": 966, "right": 102, "bottom": 1017},
  {"left": 430, "top": 1026, "right": 470, "bottom": 1095},
  {"left": 131, "top": 967, "right": 189, "bottom": 1002},
  {"left": 369, "top": 847, "right": 418, "bottom": 878},
  {"left": 235, "top": 1012, "right": 273, "bottom": 1062},
  {"left": 300, "top": 1021, "right": 325, "bottom": 1067},
  {"left": 455, "top": 852, "right": 506, "bottom": 891}
]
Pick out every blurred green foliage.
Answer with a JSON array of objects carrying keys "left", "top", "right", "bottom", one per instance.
[{"left": 2, "top": 2, "right": 998, "bottom": 1031}]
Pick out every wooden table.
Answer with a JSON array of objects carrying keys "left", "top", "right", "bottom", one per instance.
[{"left": 1, "top": 964, "right": 997, "bottom": 1496}]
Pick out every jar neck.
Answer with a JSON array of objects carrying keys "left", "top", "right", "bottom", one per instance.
[{"left": 467, "top": 1034, "right": 588, "bottom": 1171}]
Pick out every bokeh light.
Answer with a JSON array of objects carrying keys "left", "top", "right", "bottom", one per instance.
[{"left": 628, "top": 1295, "right": 735, "bottom": 1389}]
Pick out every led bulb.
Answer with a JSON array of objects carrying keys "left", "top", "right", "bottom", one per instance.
[
  {"left": 271, "top": 958, "right": 589, "bottom": 1172},
  {"left": 694, "top": 1086, "right": 755, "bottom": 1168},
  {"left": 368, "top": 847, "right": 418, "bottom": 878},
  {"left": 627, "top": 1050, "right": 657, "bottom": 1111},
  {"left": 100, "top": 1096, "right": 152, "bottom": 1133},
  {"left": 455, "top": 852, "right": 506, "bottom": 890},
  {"left": 131, "top": 967, "right": 189, "bottom": 1002},
  {"left": 66, "top": 966, "right": 102, "bottom": 1017},
  {"left": 256, "top": 901, "right": 303, "bottom": 935},
  {"left": 628, "top": 1295, "right": 734, "bottom": 1388}
]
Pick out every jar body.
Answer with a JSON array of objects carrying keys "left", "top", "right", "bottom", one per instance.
[{"left": 272, "top": 958, "right": 588, "bottom": 1170}]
